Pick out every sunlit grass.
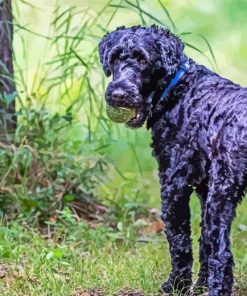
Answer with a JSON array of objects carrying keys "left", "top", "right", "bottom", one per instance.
[{"left": 1, "top": 197, "right": 247, "bottom": 295}]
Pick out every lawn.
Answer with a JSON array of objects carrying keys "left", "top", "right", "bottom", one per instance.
[{"left": 0, "top": 195, "right": 247, "bottom": 296}]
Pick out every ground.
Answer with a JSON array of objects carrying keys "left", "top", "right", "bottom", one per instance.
[{"left": 0, "top": 196, "right": 247, "bottom": 296}]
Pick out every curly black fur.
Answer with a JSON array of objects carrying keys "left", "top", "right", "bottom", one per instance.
[{"left": 98, "top": 25, "right": 247, "bottom": 296}]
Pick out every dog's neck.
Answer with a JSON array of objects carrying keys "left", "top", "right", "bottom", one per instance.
[
  {"left": 146, "top": 58, "right": 197, "bottom": 129},
  {"left": 152, "top": 59, "right": 190, "bottom": 108}
]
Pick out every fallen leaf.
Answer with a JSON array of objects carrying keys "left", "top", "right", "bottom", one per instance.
[{"left": 49, "top": 216, "right": 57, "bottom": 222}]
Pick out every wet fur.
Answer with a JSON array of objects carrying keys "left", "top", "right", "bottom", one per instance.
[{"left": 99, "top": 25, "right": 247, "bottom": 296}]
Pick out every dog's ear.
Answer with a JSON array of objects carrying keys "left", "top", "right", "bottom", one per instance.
[
  {"left": 99, "top": 27, "right": 126, "bottom": 77},
  {"left": 152, "top": 26, "right": 184, "bottom": 75},
  {"left": 98, "top": 36, "right": 111, "bottom": 77}
]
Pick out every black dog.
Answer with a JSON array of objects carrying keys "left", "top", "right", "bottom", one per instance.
[{"left": 98, "top": 25, "right": 247, "bottom": 296}]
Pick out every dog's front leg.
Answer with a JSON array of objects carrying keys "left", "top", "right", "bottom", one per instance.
[{"left": 160, "top": 180, "right": 193, "bottom": 294}]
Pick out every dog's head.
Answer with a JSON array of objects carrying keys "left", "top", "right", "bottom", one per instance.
[{"left": 98, "top": 25, "right": 184, "bottom": 128}]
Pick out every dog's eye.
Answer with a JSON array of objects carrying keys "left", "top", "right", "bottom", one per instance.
[
  {"left": 132, "top": 51, "right": 147, "bottom": 65},
  {"left": 109, "top": 51, "right": 121, "bottom": 65},
  {"left": 140, "top": 59, "right": 147, "bottom": 65},
  {"left": 112, "top": 57, "right": 119, "bottom": 64}
]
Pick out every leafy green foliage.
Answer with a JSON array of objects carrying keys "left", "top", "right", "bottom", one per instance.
[{"left": 0, "top": 104, "right": 108, "bottom": 224}]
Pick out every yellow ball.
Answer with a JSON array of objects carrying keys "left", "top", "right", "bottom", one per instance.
[{"left": 106, "top": 105, "right": 135, "bottom": 123}]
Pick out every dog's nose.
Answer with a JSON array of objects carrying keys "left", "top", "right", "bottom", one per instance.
[{"left": 111, "top": 89, "right": 127, "bottom": 101}]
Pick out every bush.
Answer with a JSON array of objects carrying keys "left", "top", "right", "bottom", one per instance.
[{"left": 0, "top": 105, "right": 108, "bottom": 224}]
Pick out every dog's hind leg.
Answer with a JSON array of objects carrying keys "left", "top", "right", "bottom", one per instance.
[
  {"left": 160, "top": 181, "right": 193, "bottom": 295},
  {"left": 194, "top": 182, "right": 210, "bottom": 295},
  {"left": 204, "top": 161, "right": 240, "bottom": 296}
]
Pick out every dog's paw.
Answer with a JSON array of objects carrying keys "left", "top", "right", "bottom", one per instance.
[
  {"left": 160, "top": 274, "right": 192, "bottom": 295},
  {"left": 159, "top": 281, "right": 173, "bottom": 294},
  {"left": 193, "top": 285, "right": 208, "bottom": 296},
  {"left": 193, "top": 276, "right": 208, "bottom": 295}
]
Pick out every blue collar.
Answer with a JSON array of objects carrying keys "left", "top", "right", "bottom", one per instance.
[
  {"left": 147, "top": 60, "right": 190, "bottom": 115},
  {"left": 160, "top": 60, "right": 190, "bottom": 102},
  {"left": 146, "top": 60, "right": 191, "bottom": 129}
]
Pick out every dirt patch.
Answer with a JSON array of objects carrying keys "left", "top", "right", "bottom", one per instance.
[
  {"left": 0, "top": 263, "right": 37, "bottom": 287},
  {"left": 115, "top": 289, "right": 145, "bottom": 296},
  {"left": 74, "top": 288, "right": 172, "bottom": 296},
  {"left": 75, "top": 288, "right": 105, "bottom": 296}
]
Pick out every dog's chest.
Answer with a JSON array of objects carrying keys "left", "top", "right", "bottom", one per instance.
[
  {"left": 150, "top": 104, "right": 208, "bottom": 185},
  {"left": 151, "top": 102, "right": 198, "bottom": 153}
]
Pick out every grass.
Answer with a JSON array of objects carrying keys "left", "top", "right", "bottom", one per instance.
[
  {"left": 0, "top": 233, "right": 169, "bottom": 295},
  {"left": 0, "top": 196, "right": 247, "bottom": 295}
]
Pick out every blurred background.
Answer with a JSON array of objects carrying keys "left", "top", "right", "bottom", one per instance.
[
  {"left": 12, "top": 0, "right": 247, "bottom": 211},
  {"left": 0, "top": 1, "right": 247, "bottom": 295}
]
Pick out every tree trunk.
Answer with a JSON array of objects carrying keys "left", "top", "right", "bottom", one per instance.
[{"left": 0, "top": 0, "right": 16, "bottom": 142}]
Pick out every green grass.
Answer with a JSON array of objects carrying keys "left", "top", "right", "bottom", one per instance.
[{"left": 0, "top": 196, "right": 247, "bottom": 295}]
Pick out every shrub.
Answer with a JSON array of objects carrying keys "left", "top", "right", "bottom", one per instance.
[{"left": 0, "top": 105, "right": 108, "bottom": 224}]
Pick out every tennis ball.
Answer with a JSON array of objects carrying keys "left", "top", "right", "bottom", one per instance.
[{"left": 106, "top": 105, "right": 135, "bottom": 123}]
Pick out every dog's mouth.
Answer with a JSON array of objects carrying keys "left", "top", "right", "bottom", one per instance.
[
  {"left": 123, "top": 95, "right": 149, "bottom": 128},
  {"left": 105, "top": 91, "right": 148, "bottom": 128},
  {"left": 105, "top": 101, "right": 147, "bottom": 128},
  {"left": 126, "top": 104, "right": 148, "bottom": 128}
]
